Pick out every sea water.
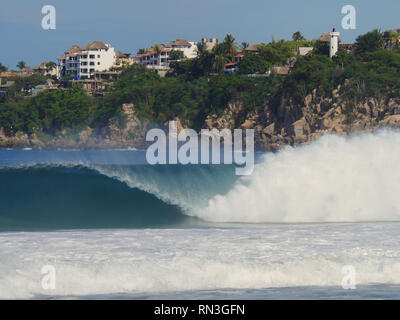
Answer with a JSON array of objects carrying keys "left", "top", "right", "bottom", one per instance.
[{"left": 1, "top": 130, "right": 400, "bottom": 299}]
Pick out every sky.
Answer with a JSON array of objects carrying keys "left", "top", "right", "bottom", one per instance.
[{"left": 0, "top": 0, "right": 399, "bottom": 68}]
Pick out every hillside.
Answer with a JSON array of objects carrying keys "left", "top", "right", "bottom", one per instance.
[{"left": 1, "top": 29, "right": 400, "bottom": 150}]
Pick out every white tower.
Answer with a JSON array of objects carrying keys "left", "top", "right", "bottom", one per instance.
[{"left": 329, "top": 28, "right": 340, "bottom": 59}]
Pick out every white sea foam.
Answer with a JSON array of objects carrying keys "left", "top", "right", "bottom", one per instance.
[
  {"left": 200, "top": 130, "right": 400, "bottom": 222},
  {"left": 94, "top": 130, "right": 400, "bottom": 223},
  {"left": 0, "top": 224, "right": 399, "bottom": 299}
]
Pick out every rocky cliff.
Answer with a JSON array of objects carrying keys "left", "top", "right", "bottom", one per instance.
[
  {"left": 1, "top": 88, "right": 400, "bottom": 150},
  {"left": 205, "top": 86, "right": 400, "bottom": 151}
]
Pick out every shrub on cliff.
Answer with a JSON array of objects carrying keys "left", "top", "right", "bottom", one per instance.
[
  {"left": 0, "top": 84, "right": 92, "bottom": 136},
  {"left": 283, "top": 55, "right": 337, "bottom": 102},
  {"left": 238, "top": 53, "right": 270, "bottom": 74},
  {"left": 355, "top": 29, "right": 385, "bottom": 58}
]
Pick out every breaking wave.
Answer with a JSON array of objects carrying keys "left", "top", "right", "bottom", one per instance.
[{"left": 1, "top": 130, "right": 400, "bottom": 229}]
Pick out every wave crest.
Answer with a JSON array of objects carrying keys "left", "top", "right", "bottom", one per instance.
[{"left": 199, "top": 130, "right": 400, "bottom": 222}]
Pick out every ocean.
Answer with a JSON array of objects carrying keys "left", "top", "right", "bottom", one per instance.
[{"left": 1, "top": 130, "right": 400, "bottom": 299}]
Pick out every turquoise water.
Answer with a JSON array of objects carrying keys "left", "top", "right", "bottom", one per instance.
[{"left": 1, "top": 131, "right": 400, "bottom": 300}]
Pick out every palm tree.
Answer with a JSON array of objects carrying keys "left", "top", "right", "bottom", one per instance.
[
  {"left": 212, "top": 53, "right": 228, "bottom": 73},
  {"left": 241, "top": 42, "right": 249, "bottom": 51},
  {"left": 196, "top": 43, "right": 213, "bottom": 74},
  {"left": 196, "top": 42, "right": 207, "bottom": 58},
  {"left": 46, "top": 61, "right": 56, "bottom": 71},
  {"left": 292, "top": 31, "right": 306, "bottom": 51},
  {"left": 292, "top": 31, "right": 305, "bottom": 42},
  {"left": 16, "top": 61, "right": 26, "bottom": 71},
  {"left": 223, "top": 34, "right": 237, "bottom": 60},
  {"left": 0, "top": 62, "right": 7, "bottom": 73},
  {"left": 152, "top": 44, "right": 162, "bottom": 66}
]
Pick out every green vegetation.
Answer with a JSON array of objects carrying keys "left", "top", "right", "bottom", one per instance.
[
  {"left": 91, "top": 64, "right": 280, "bottom": 130},
  {"left": 354, "top": 29, "right": 385, "bottom": 58},
  {"left": 169, "top": 50, "right": 185, "bottom": 61},
  {"left": 238, "top": 53, "right": 269, "bottom": 74},
  {"left": 46, "top": 61, "right": 57, "bottom": 71},
  {"left": 1, "top": 28, "right": 400, "bottom": 138},
  {"left": 0, "top": 84, "right": 92, "bottom": 135},
  {"left": 0, "top": 63, "right": 7, "bottom": 73},
  {"left": 16, "top": 61, "right": 26, "bottom": 71}
]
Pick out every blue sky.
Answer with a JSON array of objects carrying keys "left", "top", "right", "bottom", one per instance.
[{"left": 0, "top": 0, "right": 399, "bottom": 68}]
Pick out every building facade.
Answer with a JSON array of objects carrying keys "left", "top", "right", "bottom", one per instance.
[
  {"left": 329, "top": 29, "right": 340, "bottom": 59},
  {"left": 33, "top": 62, "right": 59, "bottom": 77},
  {"left": 134, "top": 38, "right": 201, "bottom": 73},
  {"left": 57, "top": 41, "right": 116, "bottom": 79},
  {"left": 134, "top": 47, "right": 172, "bottom": 70},
  {"left": 201, "top": 38, "right": 219, "bottom": 51},
  {"left": 115, "top": 52, "right": 134, "bottom": 68}
]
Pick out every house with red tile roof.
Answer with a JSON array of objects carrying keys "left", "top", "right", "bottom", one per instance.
[{"left": 57, "top": 41, "right": 116, "bottom": 80}]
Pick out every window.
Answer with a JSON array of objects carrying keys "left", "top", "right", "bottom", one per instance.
[
  {"left": 89, "top": 55, "right": 95, "bottom": 59},
  {"left": 97, "top": 55, "right": 100, "bottom": 58},
  {"left": 97, "top": 62, "right": 100, "bottom": 65},
  {"left": 90, "top": 62, "right": 95, "bottom": 66}
]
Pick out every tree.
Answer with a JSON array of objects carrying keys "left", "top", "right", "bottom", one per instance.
[
  {"left": 46, "top": 61, "right": 56, "bottom": 71},
  {"left": 238, "top": 53, "right": 269, "bottom": 74},
  {"left": 16, "top": 61, "right": 26, "bottom": 70},
  {"left": 222, "top": 34, "right": 237, "bottom": 60},
  {"left": 333, "top": 49, "right": 353, "bottom": 69},
  {"left": 0, "top": 63, "right": 7, "bottom": 73},
  {"left": 169, "top": 50, "right": 185, "bottom": 61},
  {"left": 137, "top": 48, "right": 146, "bottom": 55},
  {"left": 212, "top": 53, "right": 228, "bottom": 73},
  {"left": 292, "top": 31, "right": 305, "bottom": 42},
  {"left": 153, "top": 44, "right": 161, "bottom": 55},
  {"left": 196, "top": 42, "right": 207, "bottom": 57},
  {"left": 313, "top": 41, "right": 330, "bottom": 56},
  {"left": 258, "top": 40, "right": 296, "bottom": 66},
  {"left": 355, "top": 29, "right": 385, "bottom": 57},
  {"left": 152, "top": 44, "right": 162, "bottom": 66},
  {"left": 292, "top": 31, "right": 307, "bottom": 51},
  {"left": 241, "top": 42, "right": 249, "bottom": 50},
  {"left": 285, "top": 54, "right": 336, "bottom": 102}
]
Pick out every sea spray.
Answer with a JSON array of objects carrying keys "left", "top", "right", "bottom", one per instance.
[
  {"left": 1, "top": 224, "right": 400, "bottom": 299},
  {"left": 199, "top": 130, "right": 400, "bottom": 222}
]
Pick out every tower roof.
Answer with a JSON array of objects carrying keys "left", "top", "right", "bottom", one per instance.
[{"left": 317, "top": 32, "right": 341, "bottom": 43}]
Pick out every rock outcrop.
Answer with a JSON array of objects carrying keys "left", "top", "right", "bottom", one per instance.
[
  {"left": 2, "top": 89, "right": 400, "bottom": 151},
  {"left": 204, "top": 87, "right": 400, "bottom": 151}
]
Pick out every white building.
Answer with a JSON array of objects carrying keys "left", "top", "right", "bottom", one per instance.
[
  {"left": 298, "top": 47, "right": 313, "bottom": 56},
  {"left": 57, "top": 41, "right": 116, "bottom": 79},
  {"left": 167, "top": 39, "right": 197, "bottom": 59},
  {"left": 33, "top": 62, "right": 59, "bottom": 77},
  {"left": 134, "top": 39, "right": 200, "bottom": 73},
  {"left": 134, "top": 47, "right": 172, "bottom": 70},
  {"left": 329, "top": 29, "right": 340, "bottom": 59}
]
